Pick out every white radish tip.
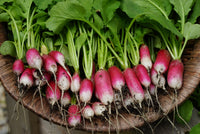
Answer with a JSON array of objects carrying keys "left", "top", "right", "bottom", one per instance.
[
  {"left": 58, "top": 76, "right": 70, "bottom": 91},
  {"left": 71, "top": 79, "right": 80, "bottom": 92},
  {"left": 82, "top": 106, "right": 94, "bottom": 119},
  {"left": 134, "top": 93, "right": 144, "bottom": 104},
  {"left": 100, "top": 93, "right": 114, "bottom": 105},
  {"left": 93, "top": 103, "right": 107, "bottom": 116},
  {"left": 168, "top": 78, "right": 182, "bottom": 90},
  {"left": 68, "top": 116, "right": 81, "bottom": 127},
  {"left": 141, "top": 57, "right": 152, "bottom": 71},
  {"left": 80, "top": 90, "right": 92, "bottom": 103}
]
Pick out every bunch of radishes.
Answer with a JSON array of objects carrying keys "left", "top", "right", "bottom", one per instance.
[{"left": 12, "top": 41, "right": 184, "bottom": 129}]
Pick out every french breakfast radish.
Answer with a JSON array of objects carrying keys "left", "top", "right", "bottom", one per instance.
[
  {"left": 82, "top": 105, "right": 94, "bottom": 120},
  {"left": 79, "top": 79, "right": 93, "bottom": 103},
  {"left": 13, "top": 59, "right": 24, "bottom": 76},
  {"left": 45, "top": 81, "right": 61, "bottom": 107},
  {"left": 139, "top": 44, "right": 152, "bottom": 71},
  {"left": 42, "top": 54, "right": 57, "bottom": 74},
  {"left": 167, "top": 60, "right": 184, "bottom": 90},
  {"left": 49, "top": 50, "right": 72, "bottom": 78},
  {"left": 151, "top": 67, "right": 166, "bottom": 89},
  {"left": 26, "top": 48, "right": 43, "bottom": 70},
  {"left": 153, "top": 49, "right": 171, "bottom": 74},
  {"left": 94, "top": 69, "right": 114, "bottom": 106},
  {"left": 60, "top": 91, "right": 71, "bottom": 107},
  {"left": 92, "top": 102, "right": 107, "bottom": 116},
  {"left": 123, "top": 68, "right": 144, "bottom": 106},
  {"left": 19, "top": 68, "right": 34, "bottom": 90},
  {"left": 68, "top": 105, "right": 81, "bottom": 127}
]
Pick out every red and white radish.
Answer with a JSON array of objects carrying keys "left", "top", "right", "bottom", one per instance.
[
  {"left": 19, "top": 68, "right": 34, "bottom": 90},
  {"left": 26, "top": 48, "right": 43, "bottom": 70},
  {"left": 92, "top": 102, "right": 107, "bottom": 116},
  {"left": 60, "top": 91, "right": 71, "bottom": 107},
  {"left": 70, "top": 72, "right": 81, "bottom": 93},
  {"left": 13, "top": 59, "right": 24, "bottom": 76},
  {"left": 139, "top": 44, "right": 152, "bottom": 71},
  {"left": 82, "top": 105, "right": 94, "bottom": 120},
  {"left": 151, "top": 68, "right": 166, "bottom": 89},
  {"left": 42, "top": 54, "right": 57, "bottom": 74},
  {"left": 56, "top": 65, "right": 71, "bottom": 92},
  {"left": 79, "top": 79, "right": 93, "bottom": 103},
  {"left": 49, "top": 51, "right": 71, "bottom": 78},
  {"left": 167, "top": 60, "right": 184, "bottom": 90},
  {"left": 68, "top": 105, "right": 81, "bottom": 127},
  {"left": 134, "top": 64, "right": 151, "bottom": 88},
  {"left": 149, "top": 83, "right": 156, "bottom": 96},
  {"left": 153, "top": 49, "right": 171, "bottom": 74},
  {"left": 94, "top": 69, "right": 114, "bottom": 106},
  {"left": 123, "top": 68, "right": 144, "bottom": 106},
  {"left": 45, "top": 81, "right": 61, "bottom": 107}
]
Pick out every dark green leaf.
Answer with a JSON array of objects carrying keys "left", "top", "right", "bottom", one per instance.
[
  {"left": 46, "top": 1, "right": 92, "bottom": 33},
  {"left": 190, "top": 123, "right": 200, "bottom": 134},
  {"left": 170, "top": 0, "right": 193, "bottom": 19},
  {"left": 0, "top": 41, "right": 16, "bottom": 57},
  {"left": 93, "top": 0, "right": 120, "bottom": 24},
  {"left": 176, "top": 100, "right": 193, "bottom": 124},
  {"left": 75, "top": 33, "right": 87, "bottom": 58},
  {"left": 188, "top": 0, "right": 200, "bottom": 23},
  {"left": 0, "top": 0, "right": 13, "bottom": 5},
  {"left": 121, "top": 0, "right": 181, "bottom": 37},
  {"left": 33, "top": 0, "right": 53, "bottom": 10}
]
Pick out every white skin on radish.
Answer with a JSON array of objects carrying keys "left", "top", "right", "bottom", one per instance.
[
  {"left": 124, "top": 95, "right": 134, "bottom": 107},
  {"left": 92, "top": 102, "right": 107, "bottom": 116},
  {"left": 82, "top": 106, "right": 94, "bottom": 119},
  {"left": 20, "top": 75, "right": 33, "bottom": 89},
  {"left": 58, "top": 76, "right": 70, "bottom": 91},
  {"left": 80, "top": 90, "right": 92, "bottom": 103},
  {"left": 68, "top": 116, "right": 81, "bottom": 127},
  {"left": 134, "top": 93, "right": 144, "bottom": 104},
  {"left": 141, "top": 57, "right": 152, "bottom": 71},
  {"left": 60, "top": 96, "right": 70, "bottom": 107}
]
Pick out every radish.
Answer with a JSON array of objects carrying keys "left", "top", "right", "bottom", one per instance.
[
  {"left": 82, "top": 105, "right": 94, "bottom": 119},
  {"left": 60, "top": 91, "right": 71, "bottom": 107},
  {"left": 49, "top": 50, "right": 72, "bottom": 78},
  {"left": 45, "top": 81, "right": 61, "bottom": 107},
  {"left": 79, "top": 79, "right": 93, "bottom": 103},
  {"left": 68, "top": 105, "right": 81, "bottom": 127},
  {"left": 108, "top": 66, "right": 125, "bottom": 92},
  {"left": 92, "top": 102, "right": 107, "bottom": 116},
  {"left": 167, "top": 60, "right": 184, "bottom": 90},
  {"left": 139, "top": 44, "right": 152, "bottom": 71},
  {"left": 94, "top": 69, "right": 114, "bottom": 106},
  {"left": 42, "top": 54, "right": 57, "bottom": 74},
  {"left": 134, "top": 64, "right": 151, "bottom": 88},
  {"left": 13, "top": 59, "right": 24, "bottom": 76},
  {"left": 56, "top": 65, "right": 71, "bottom": 96},
  {"left": 26, "top": 48, "right": 43, "bottom": 70},
  {"left": 123, "top": 68, "right": 144, "bottom": 106},
  {"left": 19, "top": 68, "right": 34, "bottom": 90},
  {"left": 150, "top": 83, "right": 156, "bottom": 96},
  {"left": 153, "top": 49, "right": 171, "bottom": 74},
  {"left": 151, "top": 68, "right": 166, "bottom": 89}
]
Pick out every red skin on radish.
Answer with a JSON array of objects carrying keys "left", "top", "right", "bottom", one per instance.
[
  {"left": 70, "top": 72, "right": 81, "bottom": 93},
  {"left": 13, "top": 59, "right": 24, "bottom": 76},
  {"left": 45, "top": 81, "right": 61, "bottom": 106},
  {"left": 79, "top": 79, "right": 93, "bottom": 103},
  {"left": 26, "top": 48, "right": 43, "bottom": 70},
  {"left": 167, "top": 60, "right": 184, "bottom": 90},
  {"left": 60, "top": 91, "right": 71, "bottom": 107},
  {"left": 42, "top": 55, "right": 57, "bottom": 74},
  {"left": 139, "top": 44, "right": 152, "bottom": 71},
  {"left": 92, "top": 102, "right": 107, "bottom": 116},
  {"left": 82, "top": 105, "right": 94, "bottom": 119},
  {"left": 108, "top": 66, "right": 125, "bottom": 91},
  {"left": 94, "top": 69, "right": 114, "bottom": 105},
  {"left": 49, "top": 51, "right": 65, "bottom": 67},
  {"left": 135, "top": 64, "right": 151, "bottom": 88},
  {"left": 123, "top": 68, "right": 144, "bottom": 104},
  {"left": 56, "top": 65, "right": 71, "bottom": 91},
  {"left": 68, "top": 105, "right": 81, "bottom": 127},
  {"left": 153, "top": 49, "right": 171, "bottom": 74},
  {"left": 19, "top": 68, "right": 34, "bottom": 89}
]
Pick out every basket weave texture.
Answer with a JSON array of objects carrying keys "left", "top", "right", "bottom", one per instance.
[{"left": 0, "top": 23, "right": 200, "bottom": 132}]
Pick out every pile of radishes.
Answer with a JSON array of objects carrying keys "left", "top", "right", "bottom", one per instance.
[{"left": 12, "top": 42, "right": 184, "bottom": 130}]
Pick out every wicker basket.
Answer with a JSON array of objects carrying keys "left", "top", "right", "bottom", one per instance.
[{"left": 0, "top": 22, "right": 200, "bottom": 132}]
